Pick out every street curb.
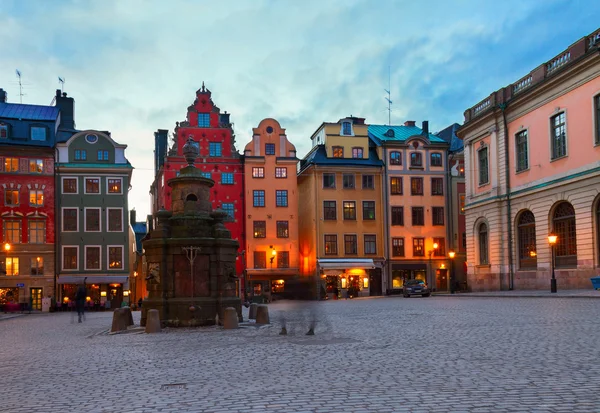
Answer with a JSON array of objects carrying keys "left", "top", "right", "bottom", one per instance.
[{"left": 432, "top": 293, "right": 600, "bottom": 299}]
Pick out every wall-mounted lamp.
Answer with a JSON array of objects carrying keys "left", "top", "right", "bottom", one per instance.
[{"left": 100, "top": 291, "right": 107, "bottom": 297}]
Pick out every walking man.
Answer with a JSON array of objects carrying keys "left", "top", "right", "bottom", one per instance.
[{"left": 75, "top": 278, "right": 87, "bottom": 323}]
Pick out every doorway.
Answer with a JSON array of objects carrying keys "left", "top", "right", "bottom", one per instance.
[
  {"left": 30, "top": 288, "right": 42, "bottom": 311},
  {"left": 369, "top": 268, "right": 382, "bottom": 296},
  {"left": 108, "top": 285, "right": 123, "bottom": 309},
  {"left": 436, "top": 269, "right": 448, "bottom": 292}
]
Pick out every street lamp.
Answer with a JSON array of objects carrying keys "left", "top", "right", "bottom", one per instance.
[
  {"left": 428, "top": 242, "right": 439, "bottom": 290},
  {"left": 270, "top": 248, "right": 276, "bottom": 269},
  {"left": 448, "top": 251, "right": 456, "bottom": 294},
  {"left": 548, "top": 233, "right": 558, "bottom": 293}
]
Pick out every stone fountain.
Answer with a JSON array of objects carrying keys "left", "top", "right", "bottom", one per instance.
[{"left": 141, "top": 137, "right": 242, "bottom": 327}]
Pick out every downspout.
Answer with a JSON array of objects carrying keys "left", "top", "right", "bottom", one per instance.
[
  {"left": 446, "top": 149, "right": 454, "bottom": 269},
  {"left": 54, "top": 149, "right": 60, "bottom": 301},
  {"left": 499, "top": 103, "right": 514, "bottom": 290},
  {"left": 382, "top": 147, "right": 390, "bottom": 295}
]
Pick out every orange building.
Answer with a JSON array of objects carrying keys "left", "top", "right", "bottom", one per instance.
[{"left": 243, "top": 119, "right": 299, "bottom": 301}]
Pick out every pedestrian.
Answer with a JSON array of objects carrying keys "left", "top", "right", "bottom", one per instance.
[
  {"left": 75, "top": 280, "right": 87, "bottom": 323},
  {"left": 138, "top": 298, "right": 142, "bottom": 309}
]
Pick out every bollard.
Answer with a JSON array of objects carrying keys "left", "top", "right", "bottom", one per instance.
[
  {"left": 223, "top": 307, "right": 239, "bottom": 329},
  {"left": 255, "top": 304, "right": 270, "bottom": 325},
  {"left": 249, "top": 303, "right": 258, "bottom": 320},
  {"left": 110, "top": 308, "right": 128, "bottom": 333},
  {"left": 121, "top": 306, "right": 134, "bottom": 326},
  {"left": 145, "top": 309, "right": 161, "bottom": 333}
]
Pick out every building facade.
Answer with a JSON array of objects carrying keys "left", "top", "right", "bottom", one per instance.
[
  {"left": 55, "top": 130, "right": 133, "bottom": 308},
  {"left": 243, "top": 118, "right": 299, "bottom": 301},
  {"left": 298, "top": 117, "right": 385, "bottom": 298},
  {"left": 457, "top": 28, "right": 600, "bottom": 291},
  {"left": 369, "top": 121, "right": 450, "bottom": 293}
]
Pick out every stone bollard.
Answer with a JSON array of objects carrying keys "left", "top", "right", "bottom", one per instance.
[
  {"left": 223, "top": 307, "right": 239, "bottom": 329},
  {"left": 110, "top": 308, "right": 128, "bottom": 333},
  {"left": 255, "top": 304, "right": 269, "bottom": 325},
  {"left": 145, "top": 309, "right": 161, "bottom": 334},
  {"left": 121, "top": 306, "right": 134, "bottom": 326},
  {"left": 249, "top": 303, "right": 258, "bottom": 320}
]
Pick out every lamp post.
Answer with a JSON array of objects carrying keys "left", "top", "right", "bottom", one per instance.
[
  {"left": 448, "top": 251, "right": 456, "bottom": 294},
  {"left": 548, "top": 234, "right": 557, "bottom": 293},
  {"left": 428, "top": 242, "right": 438, "bottom": 289},
  {"left": 133, "top": 271, "right": 138, "bottom": 305}
]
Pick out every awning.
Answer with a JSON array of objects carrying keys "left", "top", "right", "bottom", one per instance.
[
  {"left": 57, "top": 275, "right": 130, "bottom": 286},
  {"left": 317, "top": 259, "right": 375, "bottom": 270}
]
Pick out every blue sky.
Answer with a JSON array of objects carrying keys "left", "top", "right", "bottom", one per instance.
[{"left": 1, "top": 0, "right": 599, "bottom": 217}]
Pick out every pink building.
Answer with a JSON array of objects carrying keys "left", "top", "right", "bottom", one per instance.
[{"left": 458, "top": 28, "right": 600, "bottom": 290}]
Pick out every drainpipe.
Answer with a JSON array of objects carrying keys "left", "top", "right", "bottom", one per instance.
[
  {"left": 382, "top": 147, "right": 390, "bottom": 295},
  {"left": 446, "top": 149, "right": 455, "bottom": 287},
  {"left": 53, "top": 149, "right": 59, "bottom": 301},
  {"left": 499, "top": 103, "right": 514, "bottom": 290}
]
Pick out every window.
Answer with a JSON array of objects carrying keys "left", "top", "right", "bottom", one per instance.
[
  {"left": 221, "top": 173, "right": 234, "bottom": 185},
  {"left": 517, "top": 210, "right": 537, "bottom": 269},
  {"left": 412, "top": 207, "right": 424, "bottom": 226},
  {"left": 431, "top": 178, "right": 443, "bottom": 195},
  {"left": 343, "top": 174, "right": 355, "bottom": 189},
  {"left": 392, "top": 238, "right": 404, "bottom": 257},
  {"left": 364, "top": 235, "right": 376, "bottom": 255},
  {"left": 29, "top": 159, "right": 43, "bottom": 173},
  {"left": 413, "top": 238, "right": 425, "bottom": 257},
  {"left": 85, "top": 178, "right": 100, "bottom": 194},
  {"left": 209, "top": 142, "right": 222, "bottom": 157},
  {"left": 221, "top": 203, "right": 234, "bottom": 221},
  {"left": 74, "top": 150, "right": 87, "bottom": 161},
  {"left": 253, "top": 221, "right": 266, "bottom": 238},
  {"left": 478, "top": 148, "right": 489, "bottom": 185},
  {"left": 29, "top": 190, "right": 43, "bottom": 206},
  {"left": 31, "top": 257, "right": 43, "bottom": 275},
  {"left": 265, "top": 143, "right": 276, "bottom": 155},
  {"left": 108, "top": 178, "right": 122, "bottom": 194},
  {"left": 108, "top": 246, "right": 123, "bottom": 269},
  {"left": 432, "top": 207, "right": 444, "bottom": 226},
  {"left": 5, "top": 189, "right": 19, "bottom": 206},
  {"left": 352, "top": 147, "right": 363, "bottom": 158},
  {"left": 431, "top": 153, "right": 442, "bottom": 167},
  {"left": 5, "top": 158, "right": 18, "bottom": 172},
  {"left": 363, "top": 201, "right": 375, "bottom": 220},
  {"left": 63, "top": 209, "right": 78, "bottom": 232},
  {"left": 390, "top": 151, "right": 401, "bottom": 165},
  {"left": 550, "top": 112, "right": 567, "bottom": 159},
  {"left": 97, "top": 150, "right": 109, "bottom": 161},
  {"left": 323, "top": 173, "right": 335, "bottom": 188},
  {"left": 28, "top": 221, "right": 45, "bottom": 244},
  {"left": 391, "top": 206, "right": 404, "bottom": 226},
  {"left": 198, "top": 113, "right": 210, "bottom": 127},
  {"left": 552, "top": 202, "right": 577, "bottom": 267},
  {"left": 3, "top": 220, "right": 21, "bottom": 244},
  {"left": 324, "top": 235, "right": 337, "bottom": 255},
  {"left": 323, "top": 201, "right": 336, "bottom": 220},
  {"left": 0, "top": 123, "right": 8, "bottom": 138},
  {"left": 108, "top": 209, "right": 123, "bottom": 232},
  {"left": 390, "top": 177, "right": 403, "bottom": 195},
  {"left": 595, "top": 95, "right": 600, "bottom": 145},
  {"left": 410, "top": 152, "right": 422, "bottom": 167},
  {"left": 252, "top": 167, "right": 264, "bottom": 178},
  {"left": 362, "top": 175, "right": 374, "bottom": 189},
  {"left": 200, "top": 172, "right": 212, "bottom": 179},
  {"left": 63, "top": 178, "right": 77, "bottom": 194},
  {"left": 253, "top": 190, "right": 265, "bottom": 207},
  {"left": 85, "top": 247, "right": 101, "bottom": 270},
  {"left": 253, "top": 251, "right": 266, "bottom": 269},
  {"left": 85, "top": 134, "right": 98, "bottom": 144},
  {"left": 85, "top": 208, "right": 101, "bottom": 232},
  {"left": 344, "top": 235, "right": 357, "bottom": 255},
  {"left": 30, "top": 126, "right": 46, "bottom": 141},
  {"left": 63, "top": 247, "right": 78, "bottom": 270},
  {"left": 343, "top": 201, "right": 356, "bottom": 220},
  {"left": 411, "top": 177, "right": 423, "bottom": 195},
  {"left": 5, "top": 257, "right": 19, "bottom": 275},
  {"left": 332, "top": 146, "right": 343, "bottom": 158},
  {"left": 275, "top": 167, "right": 287, "bottom": 178},
  {"left": 515, "top": 130, "right": 529, "bottom": 172},
  {"left": 433, "top": 237, "right": 445, "bottom": 256},
  {"left": 276, "top": 221, "right": 289, "bottom": 238},
  {"left": 342, "top": 121, "right": 352, "bottom": 135},
  {"left": 277, "top": 251, "right": 290, "bottom": 268},
  {"left": 479, "top": 223, "right": 489, "bottom": 265},
  {"left": 275, "top": 190, "right": 288, "bottom": 207}
]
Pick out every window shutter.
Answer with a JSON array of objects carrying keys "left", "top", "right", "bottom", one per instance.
[
  {"left": 19, "top": 158, "right": 28, "bottom": 173},
  {"left": 44, "top": 159, "right": 53, "bottom": 174},
  {"left": 0, "top": 157, "right": 4, "bottom": 172}
]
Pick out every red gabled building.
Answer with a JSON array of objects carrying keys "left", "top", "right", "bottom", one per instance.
[{"left": 150, "top": 83, "right": 246, "bottom": 296}]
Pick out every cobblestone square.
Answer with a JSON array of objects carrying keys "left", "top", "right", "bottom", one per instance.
[{"left": 1, "top": 296, "right": 600, "bottom": 412}]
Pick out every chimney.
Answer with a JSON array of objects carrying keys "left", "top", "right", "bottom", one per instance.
[
  {"left": 55, "top": 90, "right": 76, "bottom": 129},
  {"left": 422, "top": 121, "right": 429, "bottom": 136},
  {"left": 130, "top": 209, "right": 136, "bottom": 225},
  {"left": 219, "top": 111, "right": 231, "bottom": 126},
  {"left": 404, "top": 120, "right": 416, "bottom": 127},
  {"left": 0, "top": 88, "right": 6, "bottom": 103}
]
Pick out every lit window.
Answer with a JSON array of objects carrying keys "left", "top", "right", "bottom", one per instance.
[
  {"left": 31, "top": 127, "right": 46, "bottom": 141},
  {"left": 252, "top": 167, "right": 264, "bottom": 178},
  {"left": 29, "top": 159, "right": 43, "bottom": 173},
  {"left": 343, "top": 201, "right": 356, "bottom": 220},
  {"left": 253, "top": 221, "right": 266, "bottom": 238},
  {"left": 29, "top": 221, "right": 45, "bottom": 244},
  {"left": 275, "top": 167, "right": 287, "bottom": 178},
  {"left": 108, "top": 246, "right": 123, "bottom": 269},
  {"left": 5, "top": 257, "right": 19, "bottom": 275},
  {"left": 390, "top": 177, "right": 402, "bottom": 195},
  {"left": 221, "top": 173, "right": 234, "bottom": 185},
  {"left": 3, "top": 220, "right": 21, "bottom": 244},
  {"left": 410, "top": 177, "right": 423, "bottom": 195},
  {"left": 392, "top": 238, "right": 404, "bottom": 257},
  {"left": 433, "top": 237, "right": 445, "bottom": 256},
  {"left": 209, "top": 142, "right": 222, "bottom": 157},
  {"left": 5, "top": 190, "right": 19, "bottom": 206},
  {"left": 198, "top": 113, "right": 210, "bottom": 127},
  {"left": 276, "top": 221, "right": 289, "bottom": 238},
  {"left": 412, "top": 238, "right": 425, "bottom": 257},
  {"left": 363, "top": 201, "right": 375, "bottom": 220},
  {"left": 4, "top": 158, "right": 18, "bottom": 172},
  {"left": 29, "top": 190, "right": 43, "bottom": 206},
  {"left": 108, "top": 179, "right": 122, "bottom": 193},
  {"left": 332, "top": 146, "right": 343, "bottom": 158}
]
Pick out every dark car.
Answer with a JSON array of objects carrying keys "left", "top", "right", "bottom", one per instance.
[{"left": 403, "top": 280, "right": 431, "bottom": 298}]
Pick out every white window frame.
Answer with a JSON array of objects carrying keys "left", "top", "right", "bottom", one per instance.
[
  {"left": 62, "top": 207, "right": 79, "bottom": 232},
  {"left": 84, "top": 176, "right": 101, "bottom": 195},
  {"left": 340, "top": 120, "right": 354, "bottom": 136},
  {"left": 107, "top": 245, "right": 124, "bottom": 271},
  {"left": 514, "top": 128, "right": 530, "bottom": 173},
  {"left": 106, "top": 208, "right": 123, "bottom": 232},
  {"left": 548, "top": 109, "right": 568, "bottom": 161},
  {"left": 106, "top": 177, "right": 123, "bottom": 195},
  {"left": 84, "top": 245, "right": 102, "bottom": 271},
  {"left": 477, "top": 146, "right": 489, "bottom": 186},
  {"left": 61, "top": 176, "right": 78, "bottom": 195},
  {"left": 84, "top": 207, "right": 102, "bottom": 232},
  {"left": 62, "top": 245, "right": 79, "bottom": 271}
]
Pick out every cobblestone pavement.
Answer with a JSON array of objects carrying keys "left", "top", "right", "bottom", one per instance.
[{"left": 1, "top": 296, "right": 600, "bottom": 413}]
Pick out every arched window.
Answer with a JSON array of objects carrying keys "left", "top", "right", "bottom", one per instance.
[
  {"left": 517, "top": 211, "right": 537, "bottom": 269},
  {"left": 478, "top": 222, "right": 488, "bottom": 265},
  {"left": 552, "top": 202, "right": 577, "bottom": 267}
]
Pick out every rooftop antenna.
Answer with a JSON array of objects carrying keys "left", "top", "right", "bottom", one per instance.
[
  {"left": 58, "top": 77, "right": 65, "bottom": 93},
  {"left": 384, "top": 66, "right": 392, "bottom": 126},
  {"left": 16, "top": 69, "right": 24, "bottom": 103}
]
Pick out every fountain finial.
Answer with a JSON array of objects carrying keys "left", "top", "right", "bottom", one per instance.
[{"left": 182, "top": 136, "right": 200, "bottom": 166}]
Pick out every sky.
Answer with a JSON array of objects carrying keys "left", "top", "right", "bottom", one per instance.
[{"left": 1, "top": 0, "right": 599, "bottom": 219}]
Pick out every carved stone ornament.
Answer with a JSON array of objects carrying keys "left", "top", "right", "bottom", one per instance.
[{"left": 182, "top": 136, "right": 200, "bottom": 166}]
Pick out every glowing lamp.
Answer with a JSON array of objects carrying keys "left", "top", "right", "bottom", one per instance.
[
  {"left": 100, "top": 291, "right": 107, "bottom": 297},
  {"left": 448, "top": 251, "right": 456, "bottom": 259},
  {"left": 548, "top": 234, "right": 558, "bottom": 245}
]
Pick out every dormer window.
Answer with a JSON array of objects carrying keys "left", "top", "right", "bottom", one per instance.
[
  {"left": 342, "top": 121, "right": 352, "bottom": 136},
  {"left": 332, "top": 146, "right": 343, "bottom": 158},
  {"left": 0, "top": 123, "right": 8, "bottom": 139},
  {"left": 198, "top": 113, "right": 210, "bottom": 127},
  {"left": 352, "top": 147, "right": 363, "bottom": 158},
  {"left": 31, "top": 126, "right": 46, "bottom": 141},
  {"left": 410, "top": 152, "right": 422, "bottom": 167},
  {"left": 75, "top": 150, "right": 87, "bottom": 161}
]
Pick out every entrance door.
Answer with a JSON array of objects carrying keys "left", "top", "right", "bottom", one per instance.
[
  {"left": 436, "top": 269, "right": 448, "bottom": 292},
  {"left": 30, "top": 288, "right": 42, "bottom": 311},
  {"left": 369, "top": 269, "right": 382, "bottom": 296},
  {"left": 109, "top": 285, "right": 123, "bottom": 309}
]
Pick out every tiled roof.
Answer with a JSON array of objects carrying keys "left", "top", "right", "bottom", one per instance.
[
  {"left": 435, "top": 123, "right": 464, "bottom": 153},
  {"left": 0, "top": 103, "right": 59, "bottom": 121},
  {"left": 298, "top": 145, "right": 383, "bottom": 173},
  {"left": 368, "top": 124, "right": 446, "bottom": 144}
]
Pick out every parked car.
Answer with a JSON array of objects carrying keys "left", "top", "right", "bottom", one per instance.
[{"left": 403, "top": 280, "right": 431, "bottom": 298}]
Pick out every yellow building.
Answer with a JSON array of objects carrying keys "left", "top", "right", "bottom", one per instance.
[{"left": 298, "top": 117, "right": 385, "bottom": 298}]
